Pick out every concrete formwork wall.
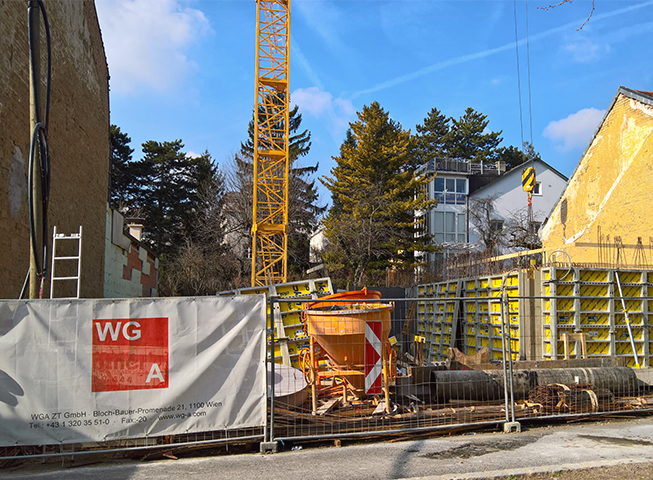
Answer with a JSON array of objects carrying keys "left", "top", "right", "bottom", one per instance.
[
  {"left": 541, "top": 266, "right": 652, "bottom": 368},
  {"left": 218, "top": 278, "right": 334, "bottom": 369},
  {"left": 417, "top": 272, "right": 525, "bottom": 363},
  {"left": 416, "top": 265, "right": 652, "bottom": 367},
  {"left": 0, "top": 0, "right": 109, "bottom": 298},
  {"left": 539, "top": 91, "right": 653, "bottom": 265}
]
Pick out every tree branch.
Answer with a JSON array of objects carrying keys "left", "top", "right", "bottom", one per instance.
[{"left": 538, "top": 0, "right": 595, "bottom": 30}]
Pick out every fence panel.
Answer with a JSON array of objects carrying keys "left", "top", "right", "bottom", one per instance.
[
  {"left": 0, "top": 296, "right": 267, "bottom": 449},
  {"left": 269, "top": 280, "right": 653, "bottom": 442}
]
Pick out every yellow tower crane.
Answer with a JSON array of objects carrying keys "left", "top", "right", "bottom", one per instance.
[{"left": 251, "top": 0, "right": 290, "bottom": 286}]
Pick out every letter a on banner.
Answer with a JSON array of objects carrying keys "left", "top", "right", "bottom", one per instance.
[{"left": 364, "top": 321, "right": 383, "bottom": 395}]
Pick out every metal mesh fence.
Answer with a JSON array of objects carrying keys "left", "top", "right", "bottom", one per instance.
[
  {"left": 3, "top": 271, "right": 653, "bottom": 462},
  {"left": 268, "top": 271, "right": 653, "bottom": 442}
]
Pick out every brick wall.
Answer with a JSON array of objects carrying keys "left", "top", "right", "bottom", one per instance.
[{"left": 0, "top": 0, "right": 109, "bottom": 298}]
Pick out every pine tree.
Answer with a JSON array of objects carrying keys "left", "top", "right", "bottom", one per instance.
[
  {"left": 109, "top": 124, "right": 135, "bottom": 209},
  {"left": 129, "top": 140, "right": 214, "bottom": 259},
  {"left": 414, "top": 107, "right": 451, "bottom": 165},
  {"left": 497, "top": 141, "right": 542, "bottom": 171},
  {"left": 321, "top": 102, "right": 436, "bottom": 287},
  {"left": 227, "top": 104, "right": 326, "bottom": 278},
  {"left": 447, "top": 107, "right": 502, "bottom": 162}
]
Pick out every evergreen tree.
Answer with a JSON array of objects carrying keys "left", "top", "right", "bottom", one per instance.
[
  {"left": 414, "top": 107, "right": 451, "bottom": 165},
  {"left": 447, "top": 107, "right": 502, "bottom": 162},
  {"left": 497, "top": 141, "right": 541, "bottom": 171},
  {"left": 159, "top": 162, "right": 240, "bottom": 296},
  {"left": 109, "top": 124, "right": 135, "bottom": 209},
  {"left": 129, "top": 140, "right": 214, "bottom": 259},
  {"left": 228, "top": 104, "right": 326, "bottom": 278},
  {"left": 321, "top": 102, "right": 436, "bottom": 287}
]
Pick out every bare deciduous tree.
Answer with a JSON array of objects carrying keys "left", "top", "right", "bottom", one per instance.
[
  {"left": 538, "top": 0, "right": 595, "bottom": 30},
  {"left": 468, "top": 195, "right": 505, "bottom": 251},
  {"left": 504, "top": 207, "right": 543, "bottom": 250}
]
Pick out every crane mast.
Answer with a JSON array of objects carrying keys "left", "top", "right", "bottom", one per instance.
[{"left": 251, "top": 0, "right": 290, "bottom": 286}]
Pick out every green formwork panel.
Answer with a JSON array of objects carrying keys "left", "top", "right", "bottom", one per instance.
[{"left": 541, "top": 267, "right": 651, "bottom": 367}]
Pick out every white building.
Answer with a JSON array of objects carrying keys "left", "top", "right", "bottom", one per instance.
[
  {"left": 468, "top": 159, "right": 568, "bottom": 249},
  {"left": 418, "top": 158, "right": 567, "bottom": 266},
  {"left": 418, "top": 159, "right": 506, "bottom": 264}
]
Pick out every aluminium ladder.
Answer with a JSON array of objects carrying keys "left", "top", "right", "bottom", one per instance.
[{"left": 50, "top": 226, "right": 82, "bottom": 299}]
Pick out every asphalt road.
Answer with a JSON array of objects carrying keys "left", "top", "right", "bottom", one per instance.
[{"left": 3, "top": 416, "right": 653, "bottom": 480}]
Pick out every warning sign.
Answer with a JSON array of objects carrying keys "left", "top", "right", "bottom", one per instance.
[
  {"left": 92, "top": 317, "right": 169, "bottom": 392},
  {"left": 364, "top": 321, "right": 383, "bottom": 395},
  {"left": 522, "top": 167, "right": 536, "bottom": 192}
]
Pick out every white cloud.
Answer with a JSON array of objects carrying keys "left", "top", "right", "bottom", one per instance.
[
  {"left": 291, "top": 87, "right": 355, "bottom": 139},
  {"left": 185, "top": 151, "right": 201, "bottom": 159},
  {"left": 292, "top": 87, "right": 333, "bottom": 118},
  {"left": 543, "top": 108, "right": 606, "bottom": 152},
  {"left": 96, "top": 0, "right": 210, "bottom": 95},
  {"left": 563, "top": 37, "right": 610, "bottom": 63}
]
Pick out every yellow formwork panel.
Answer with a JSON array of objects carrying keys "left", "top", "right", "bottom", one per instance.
[
  {"left": 279, "top": 299, "right": 304, "bottom": 313},
  {"left": 285, "top": 326, "right": 308, "bottom": 340},
  {"left": 314, "top": 279, "right": 331, "bottom": 293},
  {"left": 275, "top": 282, "right": 312, "bottom": 298},
  {"left": 580, "top": 313, "right": 609, "bottom": 325},
  {"left": 580, "top": 269, "right": 609, "bottom": 282},
  {"left": 281, "top": 311, "right": 302, "bottom": 326},
  {"left": 541, "top": 266, "right": 652, "bottom": 366}
]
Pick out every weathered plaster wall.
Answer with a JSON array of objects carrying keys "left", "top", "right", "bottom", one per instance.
[
  {"left": 0, "top": 0, "right": 109, "bottom": 298},
  {"left": 540, "top": 92, "right": 653, "bottom": 265}
]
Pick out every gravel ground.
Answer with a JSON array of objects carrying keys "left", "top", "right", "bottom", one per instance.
[{"left": 498, "top": 461, "right": 653, "bottom": 479}]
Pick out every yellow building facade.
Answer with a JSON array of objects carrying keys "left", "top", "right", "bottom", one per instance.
[{"left": 540, "top": 87, "right": 653, "bottom": 268}]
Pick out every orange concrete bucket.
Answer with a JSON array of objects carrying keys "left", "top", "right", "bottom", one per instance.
[
  {"left": 305, "top": 302, "right": 393, "bottom": 390},
  {"left": 306, "top": 287, "right": 381, "bottom": 310}
]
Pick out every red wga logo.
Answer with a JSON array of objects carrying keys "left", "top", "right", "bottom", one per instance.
[{"left": 92, "top": 318, "right": 168, "bottom": 392}]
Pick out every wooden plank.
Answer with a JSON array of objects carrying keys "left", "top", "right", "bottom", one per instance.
[{"left": 316, "top": 397, "right": 341, "bottom": 416}]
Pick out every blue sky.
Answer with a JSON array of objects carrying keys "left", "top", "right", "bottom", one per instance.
[{"left": 96, "top": 0, "right": 653, "bottom": 205}]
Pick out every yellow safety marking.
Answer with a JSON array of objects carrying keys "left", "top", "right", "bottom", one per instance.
[{"left": 522, "top": 166, "right": 536, "bottom": 191}]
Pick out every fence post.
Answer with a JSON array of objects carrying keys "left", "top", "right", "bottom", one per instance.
[
  {"left": 501, "top": 278, "right": 520, "bottom": 433},
  {"left": 260, "top": 295, "right": 278, "bottom": 453}
]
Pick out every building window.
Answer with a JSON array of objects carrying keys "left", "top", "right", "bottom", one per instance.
[
  {"left": 434, "top": 177, "right": 467, "bottom": 205},
  {"left": 533, "top": 182, "right": 542, "bottom": 195},
  {"left": 432, "top": 210, "right": 466, "bottom": 244},
  {"left": 457, "top": 213, "right": 466, "bottom": 243},
  {"left": 490, "top": 220, "right": 504, "bottom": 233}
]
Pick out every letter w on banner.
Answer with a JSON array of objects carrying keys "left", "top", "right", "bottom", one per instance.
[{"left": 364, "top": 321, "right": 383, "bottom": 395}]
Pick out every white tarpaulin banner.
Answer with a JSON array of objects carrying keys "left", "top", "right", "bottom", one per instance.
[{"left": 0, "top": 295, "right": 267, "bottom": 446}]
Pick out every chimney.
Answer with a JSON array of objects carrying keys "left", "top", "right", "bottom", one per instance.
[{"left": 126, "top": 218, "right": 145, "bottom": 241}]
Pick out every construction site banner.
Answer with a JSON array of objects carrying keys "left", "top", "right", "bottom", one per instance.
[{"left": 0, "top": 295, "right": 267, "bottom": 446}]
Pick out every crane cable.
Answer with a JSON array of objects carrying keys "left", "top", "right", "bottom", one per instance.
[
  {"left": 513, "top": 0, "right": 536, "bottom": 246},
  {"left": 524, "top": 0, "right": 534, "bottom": 150},
  {"left": 512, "top": 0, "right": 524, "bottom": 149},
  {"left": 21, "top": 0, "right": 52, "bottom": 299}
]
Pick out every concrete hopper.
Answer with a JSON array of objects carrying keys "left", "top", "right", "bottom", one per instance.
[{"left": 304, "top": 302, "right": 392, "bottom": 391}]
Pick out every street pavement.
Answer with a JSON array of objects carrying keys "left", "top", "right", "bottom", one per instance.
[{"left": 3, "top": 416, "right": 653, "bottom": 480}]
